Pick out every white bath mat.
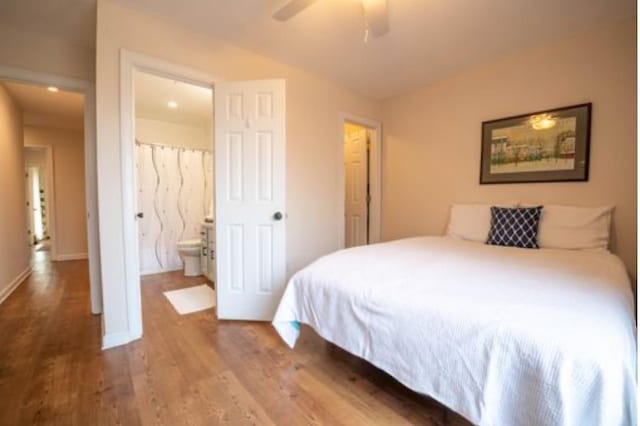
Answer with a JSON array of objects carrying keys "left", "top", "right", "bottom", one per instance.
[{"left": 163, "top": 284, "right": 216, "bottom": 315}]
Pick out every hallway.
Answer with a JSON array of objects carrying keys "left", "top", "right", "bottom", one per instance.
[{"left": 0, "top": 254, "right": 466, "bottom": 425}]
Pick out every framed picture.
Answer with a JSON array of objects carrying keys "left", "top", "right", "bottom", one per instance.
[{"left": 480, "top": 103, "right": 591, "bottom": 184}]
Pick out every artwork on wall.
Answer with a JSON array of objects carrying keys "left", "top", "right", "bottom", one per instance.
[{"left": 480, "top": 103, "right": 591, "bottom": 184}]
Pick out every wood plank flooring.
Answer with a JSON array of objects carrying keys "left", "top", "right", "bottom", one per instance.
[{"left": 0, "top": 252, "right": 471, "bottom": 425}]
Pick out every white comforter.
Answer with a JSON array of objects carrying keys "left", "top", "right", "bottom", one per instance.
[{"left": 272, "top": 237, "right": 637, "bottom": 426}]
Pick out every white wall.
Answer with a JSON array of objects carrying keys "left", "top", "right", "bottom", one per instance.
[
  {"left": 24, "top": 126, "right": 88, "bottom": 258},
  {"left": 135, "top": 117, "right": 210, "bottom": 151},
  {"left": 0, "top": 84, "right": 30, "bottom": 302},
  {"left": 96, "top": 0, "right": 382, "bottom": 342},
  {"left": 381, "top": 19, "right": 637, "bottom": 277}
]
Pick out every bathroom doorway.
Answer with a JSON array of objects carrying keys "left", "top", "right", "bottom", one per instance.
[
  {"left": 133, "top": 71, "right": 216, "bottom": 285},
  {"left": 118, "top": 52, "right": 288, "bottom": 347}
]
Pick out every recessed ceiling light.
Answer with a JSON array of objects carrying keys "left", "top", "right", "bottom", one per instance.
[
  {"left": 47, "top": 86, "right": 59, "bottom": 92},
  {"left": 167, "top": 100, "right": 178, "bottom": 108}
]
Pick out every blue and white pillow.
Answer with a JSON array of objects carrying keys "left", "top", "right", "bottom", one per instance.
[{"left": 486, "top": 206, "right": 543, "bottom": 249}]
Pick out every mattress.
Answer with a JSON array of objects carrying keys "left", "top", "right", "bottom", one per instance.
[{"left": 272, "top": 236, "right": 637, "bottom": 426}]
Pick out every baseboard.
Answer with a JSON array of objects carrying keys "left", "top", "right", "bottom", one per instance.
[
  {"left": 55, "top": 252, "right": 88, "bottom": 261},
  {"left": 0, "top": 267, "right": 32, "bottom": 305},
  {"left": 102, "top": 331, "right": 135, "bottom": 350}
]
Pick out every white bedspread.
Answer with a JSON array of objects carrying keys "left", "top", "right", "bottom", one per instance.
[{"left": 272, "top": 237, "right": 637, "bottom": 426}]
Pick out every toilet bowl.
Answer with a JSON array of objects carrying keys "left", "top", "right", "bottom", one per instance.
[{"left": 177, "top": 239, "right": 201, "bottom": 276}]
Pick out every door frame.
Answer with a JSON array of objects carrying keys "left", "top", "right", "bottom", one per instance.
[
  {"left": 119, "top": 50, "right": 216, "bottom": 345},
  {"left": 23, "top": 144, "right": 55, "bottom": 255},
  {"left": 338, "top": 113, "right": 382, "bottom": 248},
  {"left": 0, "top": 65, "right": 102, "bottom": 315}
]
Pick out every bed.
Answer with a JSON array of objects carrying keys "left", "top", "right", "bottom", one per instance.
[{"left": 272, "top": 236, "right": 637, "bottom": 426}]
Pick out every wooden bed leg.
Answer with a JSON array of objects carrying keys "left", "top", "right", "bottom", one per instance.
[{"left": 442, "top": 407, "right": 451, "bottom": 424}]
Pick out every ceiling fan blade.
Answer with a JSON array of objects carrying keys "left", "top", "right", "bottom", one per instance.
[
  {"left": 273, "top": 0, "right": 319, "bottom": 21},
  {"left": 362, "top": 0, "right": 389, "bottom": 37}
]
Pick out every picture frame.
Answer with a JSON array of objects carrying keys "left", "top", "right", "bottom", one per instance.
[{"left": 480, "top": 103, "right": 591, "bottom": 184}]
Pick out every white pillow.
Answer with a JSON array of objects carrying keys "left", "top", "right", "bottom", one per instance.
[
  {"left": 447, "top": 203, "right": 518, "bottom": 243},
  {"left": 532, "top": 205, "right": 614, "bottom": 251}
]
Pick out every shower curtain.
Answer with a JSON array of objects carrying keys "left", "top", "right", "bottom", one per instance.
[{"left": 136, "top": 142, "right": 214, "bottom": 275}]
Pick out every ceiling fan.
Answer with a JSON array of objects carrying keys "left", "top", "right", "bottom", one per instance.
[{"left": 273, "top": 0, "right": 389, "bottom": 41}]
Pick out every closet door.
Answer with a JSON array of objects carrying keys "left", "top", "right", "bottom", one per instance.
[
  {"left": 215, "top": 80, "right": 286, "bottom": 321},
  {"left": 344, "top": 129, "right": 369, "bottom": 248}
]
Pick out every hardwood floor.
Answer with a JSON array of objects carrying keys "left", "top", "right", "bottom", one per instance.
[{"left": 0, "top": 252, "right": 471, "bottom": 425}]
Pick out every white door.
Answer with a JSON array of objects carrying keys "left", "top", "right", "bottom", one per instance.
[
  {"left": 25, "top": 170, "right": 34, "bottom": 245},
  {"left": 215, "top": 80, "right": 286, "bottom": 320},
  {"left": 344, "top": 129, "right": 369, "bottom": 248},
  {"left": 26, "top": 167, "right": 44, "bottom": 243},
  {"left": 29, "top": 167, "right": 44, "bottom": 241}
]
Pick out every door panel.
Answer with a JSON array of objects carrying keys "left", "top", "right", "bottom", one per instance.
[
  {"left": 345, "top": 129, "right": 369, "bottom": 248},
  {"left": 215, "top": 80, "right": 286, "bottom": 320}
]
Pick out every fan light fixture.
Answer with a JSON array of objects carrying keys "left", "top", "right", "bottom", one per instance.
[
  {"left": 168, "top": 100, "right": 178, "bottom": 108},
  {"left": 273, "top": 0, "right": 389, "bottom": 41}
]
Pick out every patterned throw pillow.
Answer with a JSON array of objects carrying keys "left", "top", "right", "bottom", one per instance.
[{"left": 486, "top": 206, "right": 543, "bottom": 249}]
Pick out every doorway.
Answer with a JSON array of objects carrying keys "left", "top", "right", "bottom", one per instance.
[
  {"left": 24, "top": 147, "right": 53, "bottom": 252},
  {"left": 26, "top": 166, "right": 45, "bottom": 245},
  {"left": 344, "top": 123, "right": 371, "bottom": 247},
  {"left": 0, "top": 78, "right": 94, "bottom": 308},
  {"left": 133, "top": 71, "right": 215, "bottom": 278},
  {"left": 0, "top": 66, "right": 101, "bottom": 315},
  {"left": 341, "top": 115, "right": 382, "bottom": 249},
  {"left": 118, "top": 51, "right": 288, "bottom": 347},
  {"left": 132, "top": 69, "right": 218, "bottom": 338}
]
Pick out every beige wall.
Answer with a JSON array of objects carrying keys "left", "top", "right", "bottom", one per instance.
[
  {"left": 0, "top": 25, "right": 94, "bottom": 82},
  {"left": 24, "top": 126, "right": 88, "bottom": 257},
  {"left": 381, "top": 19, "right": 637, "bottom": 277},
  {"left": 0, "top": 84, "right": 30, "bottom": 299},
  {"left": 96, "top": 0, "right": 382, "bottom": 338},
  {"left": 24, "top": 147, "right": 47, "bottom": 167},
  {"left": 135, "top": 118, "right": 211, "bottom": 151}
]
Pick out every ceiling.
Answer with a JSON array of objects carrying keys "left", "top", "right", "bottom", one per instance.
[
  {"left": 0, "top": 0, "right": 635, "bottom": 98},
  {"left": 135, "top": 71, "right": 212, "bottom": 126},
  {"left": 1, "top": 81, "right": 85, "bottom": 129},
  {"left": 0, "top": 0, "right": 96, "bottom": 48},
  {"left": 112, "top": 0, "right": 636, "bottom": 99}
]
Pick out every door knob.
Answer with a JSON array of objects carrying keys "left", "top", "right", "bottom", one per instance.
[
  {"left": 273, "top": 211, "right": 283, "bottom": 221},
  {"left": 136, "top": 212, "right": 144, "bottom": 219}
]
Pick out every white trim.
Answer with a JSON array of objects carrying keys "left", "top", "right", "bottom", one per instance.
[
  {"left": 338, "top": 113, "right": 383, "bottom": 248},
  {"left": 24, "top": 144, "right": 57, "bottom": 260},
  {"left": 83, "top": 84, "right": 103, "bottom": 315},
  {"left": 55, "top": 253, "right": 89, "bottom": 261},
  {"left": 101, "top": 331, "right": 135, "bottom": 350},
  {"left": 119, "top": 50, "right": 216, "bottom": 349},
  {"left": 0, "top": 267, "right": 32, "bottom": 305},
  {"left": 0, "top": 65, "right": 102, "bottom": 315}
]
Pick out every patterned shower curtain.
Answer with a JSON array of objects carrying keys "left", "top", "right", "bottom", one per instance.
[{"left": 136, "top": 142, "right": 214, "bottom": 274}]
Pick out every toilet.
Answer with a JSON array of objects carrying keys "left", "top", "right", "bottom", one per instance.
[
  {"left": 177, "top": 201, "right": 213, "bottom": 277},
  {"left": 177, "top": 239, "right": 202, "bottom": 276}
]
